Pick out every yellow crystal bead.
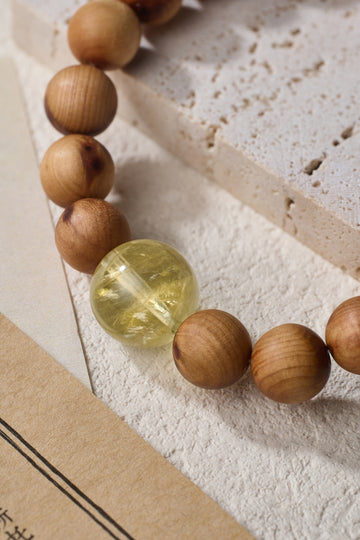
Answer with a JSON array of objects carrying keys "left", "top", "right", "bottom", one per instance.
[{"left": 90, "top": 239, "right": 199, "bottom": 348}]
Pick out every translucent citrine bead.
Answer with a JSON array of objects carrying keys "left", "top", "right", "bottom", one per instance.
[{"left": 90, "top": 239, "right": 199, "bottom": 348}]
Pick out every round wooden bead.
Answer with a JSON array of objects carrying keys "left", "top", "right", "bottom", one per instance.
[
  {"left": 40, "top": 135, "right": 115, "bottom": 207},
  {"left": 55, "top": 199, "right": 131, "bottom": 274},
  {"left": 173, "top": 309, "right": 252, "bottom": 389},
  {"left": 122, "top": 0, "right": 182, "bottom": 25},
  {"left": 251, "top": 324, "right": 331, "bottom": 404},
  {"left": 44, "top": 65, "right": 117, "bottom": 136},
  {"left": 325, "top": 296, "right": 360, "bottom": 375},
  {"left": 68, "top": 0, "right": 141, "bottom": 70}
]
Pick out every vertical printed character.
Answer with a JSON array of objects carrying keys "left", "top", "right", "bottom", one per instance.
[
  {"left": 0, "top": 508, "right": 13, "bottom": 530},
  {"left": 5, "top": 526, "right": 34, "bottom": 540}
]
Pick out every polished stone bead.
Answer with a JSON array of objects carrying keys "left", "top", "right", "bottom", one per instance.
[{"left": 90, "top": 239, "right": 199, "bottom": 348}]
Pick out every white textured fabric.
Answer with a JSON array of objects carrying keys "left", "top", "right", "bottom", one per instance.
[{"left": 3, "top": 2, "right": 360, "bottom": 538}]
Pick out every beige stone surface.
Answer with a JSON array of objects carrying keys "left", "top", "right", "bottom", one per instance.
[{"left": 12, "top": 0, "right": 360, "bottom": 278}]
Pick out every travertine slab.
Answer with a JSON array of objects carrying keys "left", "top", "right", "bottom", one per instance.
[{"left": 12, "top": 0, "right": 360, "bottom": 277}]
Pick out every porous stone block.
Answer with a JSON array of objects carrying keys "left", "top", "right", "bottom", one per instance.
[{"left": 12, "top": 0, "right": 360, "bottom": 277}]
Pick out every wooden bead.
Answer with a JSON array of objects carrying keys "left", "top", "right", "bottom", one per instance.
[
  {"left": 173, "top": 309, "right": 252, "bottom": 389},
  {"left": 251, "top": 324, "right": 331, "bottom": 404},
  {"left": 44, "top": 65, "right": 117, "bottom": 136},
  {"left": 325, "top": 297, "right": 360, "bottom": 375},
  {"left": 55, "top": 199, "right": 131, "bottom": 274},
  {"left": 122, "top": 0, "right": 182, "bottom": 25},
  {"left": 40, "top": 135, "right": 115, "bottom": 207},
  {"left": 68, "top": 0, "right": 141, "bottom": 70}
]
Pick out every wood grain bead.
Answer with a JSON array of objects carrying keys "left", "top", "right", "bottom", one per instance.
[
  {"left": 325, "top": 297, "right": 360, "bottom": 375},
  {"left": 68, "top": 0, "right": 141, "bottom": 70},
  {"left": 121, "top": 0, "right": 182, "bottom": 25},
  {"left": 40, "top": 135, "right": 115, "bottom": 207},
  {"left": 173, "top": 309, "right": 252, "bottom": 389},
  {"left": 44, "top": 65, "right": 117, "bottom": 136},
  {"left": 251, "top": 324, "right": 331, "bottom": 404},
  {"left": 55, "top": 199, "right": 131, "bottom": 274}
]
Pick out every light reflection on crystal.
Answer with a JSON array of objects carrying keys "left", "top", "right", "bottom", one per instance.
[{"left": 90, "top": 239, "right": 199, "bottom": 348}]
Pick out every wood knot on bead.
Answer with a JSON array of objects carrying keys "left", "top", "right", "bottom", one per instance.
[
  {"left": 325, "top": 296, "right": 360, "bottom": 375},
  {"left": 251, "top": 324, "right": 331, "bottom": 404},
  {"left": 173, "top": 309, "right": 252, "bottom": 389},
  {"left": 44, "top": 65, "right": 117, "bottom": 136},
  {"left": 40, "top": 135, "right": 115, "bottom": 207},
  {"left": 55, "top": 198, "right": 131, "bottom": 274}
]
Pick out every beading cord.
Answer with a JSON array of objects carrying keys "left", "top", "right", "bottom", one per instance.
[{"left": 41, "top": 0, "right": 360, "bottom": 405}]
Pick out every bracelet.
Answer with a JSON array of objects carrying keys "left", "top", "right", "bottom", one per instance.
[{"left": 40, "top": 0, "right": 360, "bottom": 405}]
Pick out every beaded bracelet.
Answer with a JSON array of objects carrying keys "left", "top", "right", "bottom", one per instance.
[{"left": 41, "top": 0, "right": 360, "bottom": 405}]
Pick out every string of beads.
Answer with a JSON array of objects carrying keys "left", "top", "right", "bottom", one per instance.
[{"left": 41, "top": 0, "right": 360, "bottom": 404}]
